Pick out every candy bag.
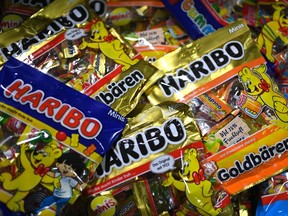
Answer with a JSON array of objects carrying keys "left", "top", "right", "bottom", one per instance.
[
  {"left": 256, "top": 171, "right": 288, "bottom": 216},
  {"left": 146, "top": 19, "right": 288, "bottom": 195},
  {"left": 22, "top": 17, "right": 141, "bottom": 89},
  {"left": 82, "top": 177, "right": 180, "bottom": 216},
  {"left": 0, "top": 0, "right": 53, "bottom": 32},
  {"left": 0, "top": 57, "right": 127, "bottom": 164},
  {"left": 208, "top": 0, "right": 239, "bottom": 23},
  {"left": 160, "top": 0, "right": 229, "bottom": 40},
  {"left": 86, "top": 101, "right": 201, "bottom": 193},
  {"left": 104, "top": 1, "right": 190, "bottom": 46},
  {"left": 84, "top": 101, "right": 236, "bottom": 215},
  {"left": 0, "top": 0, "right": 106, "bottom": 66},
  {"left": 0, "top": 57, "right": 127, "bottom": 215},
  {"left": 104, "top": 0, "right": 166, "bottom": 34},
  {"left": 241, "top": 0, "right": 258, "bottom": 27},
  {"left": 254, "top": 1, "right": 288, "bottom": 76}
]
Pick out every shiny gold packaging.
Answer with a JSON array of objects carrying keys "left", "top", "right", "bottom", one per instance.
[
  {"left": 0, "top": 0, "right": 162, "bottom": 117},
  {"left": 0, "top": 0, "right": 100, "bottom": 66},
  {"left": 0, "top": 0, "right": 53, "bottom": 32},
  {"left": 84, "top": 101, "right": 238, "bottom": 215},
  {"left": 145, "top": 19, "right": 288, "bottom": 195},
  {"left": 146, "top": 19, "right": 260, "bottom": 105},
  {"left": 85, "top": 101, "right": 201, "bottom": 194},
  {"left": 83, "top": 59, "right": 164, "bottom": 116}
]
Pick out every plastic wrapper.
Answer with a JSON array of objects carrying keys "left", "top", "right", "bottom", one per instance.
[
  {"left": 256, "top": 171, "right": 288, "bottom": 216},
  {"left": 105, "top": 0, "right": 191, "bottom": 63},
  {"left": 146, "top": 19, "right": 288, "bottom": 195},
  {"left": 21, "top": 16, "right": 140, "bottom": 91},
  {"left": 72, "top": 147, "right": 236, "bottom": 216},
  {"left": 0, "top": 57, "right": 127, "bottom": 215},
  {"left": 161, "top": 147, "right": 235, "bottom": 216},
  {"left": 66, "top": 177, "right": 181, "bottom": 216},
  {"left": 0, "top": 0, "right": 53, "bottom": 32},
  {"left": 104, "top": 0, "right": 166, "bottom": 34},
  {"left": 85, "top": 101, "right": 201, "bottom": 193},
  {"left": 241, "top": 0, "right": 258, "bottom": 27},
  {"left": 208, "top": 0, "right": 240, "bottom": 23},
  {"left": 160, "top": 0, "right": 229, "bottom": 40},
  {"left": 0, "top": 0, "right": 163, "bottom": 117},
  {"left": 253, "top": 1, "right": 288, "bottom": 77},
  {"left": 83, "top": 101, "right": 237, "bottom": 215},
  {"left": 0, "top": 0, "right": 105, "bottom": 66}
]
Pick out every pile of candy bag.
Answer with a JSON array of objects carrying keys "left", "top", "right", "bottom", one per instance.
[{"left": 0, "top": 0, "right": 287, "bottom": 215}]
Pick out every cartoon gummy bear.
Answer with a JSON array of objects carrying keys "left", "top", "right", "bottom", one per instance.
[
  {"left": 257, "top": 3, "right": 288, "bottom": 62},
  {"left": 0, "top": 134, "right": 62, "bottom": 212},
  {"left": 162, "top": 148, "right": 222, "bottom": 216},
  {"left": 238, "top": 64, "right": 288, "bottom": 123},
  {"left": 79, "top": 20, "right": 139, "bottom": 71}
]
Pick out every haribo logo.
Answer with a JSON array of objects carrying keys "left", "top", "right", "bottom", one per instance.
[
  {"left": 0, "top": 4, "right": 89, "bottom": 60},
  {"left": 158, "top": 41, "right": 244, "bottom": 97},
  {"left": 4, "top": 79, "right": 102, "bottom": 139},
  {"left": 96, "top": 117, "right": 186, "bottom": 177}
]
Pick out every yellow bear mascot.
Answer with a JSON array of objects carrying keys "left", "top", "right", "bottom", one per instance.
[
  {"left": 79, "top": 20, "right": 139, "bottom": 71},
  {"left": 0, "top": 140, "right": 62, "bottom": 211},
  {"left": 163, "top": 148, "right": 221, "bottom": 216}
]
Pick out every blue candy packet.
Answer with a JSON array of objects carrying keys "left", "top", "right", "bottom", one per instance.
[
  {"left": 0, "top": 57, "right": 127, "bottom": 163},
  {"left": 161, "top": 0, "right": 229, "bottom": 40},
  {"left": 256, "top": 171, "right": 288, "bottom": 216}
]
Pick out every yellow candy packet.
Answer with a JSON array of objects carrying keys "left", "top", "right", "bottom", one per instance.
[
  {"left": 85, "top": 101, "right": 201, "bottom": 194},
  {"left": 0, "top": 0, "right": 105, "bottom": 66},
  {"left": 84, "top": 101, "right": 236, "bottom": 215},
  {"left": 0, "top": 0, "right": 53, "bottom": 32},
  {"left": 146, "top": 19, "right": 288, "bottom": 195},
  {"left": 0, "top": 0, "right": 161, "bottom": 117}
]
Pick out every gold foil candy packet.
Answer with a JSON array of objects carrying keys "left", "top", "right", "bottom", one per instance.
[
  {"left": 0, "top": 0, "right": 161, "bottom": 117},
  {"left": 146, "top": 19, "right": 258, "bottom": 105},
  {"left": 146, "top": 19, "right": 288, "bottom": 195},
  {"left": 0, "top": 0, "right": 53, "bottom": 32},
  {"left": 83, "top": 101, "right": 238, "bottom": 215},
  {"left": 83, "top": 58, "right": 163, "bottom": 116},
  {"left": 83, "top": 98, "right": 237, "bottom": 215},
  {"left": 67, "top": 178, "right": 180, "bottom": 215},
  {"left": 85, "top": 101, "right": 201, "bottom": 194},
  {"left": 0, "top": 0, "right": 99, "bottom": 66}
]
